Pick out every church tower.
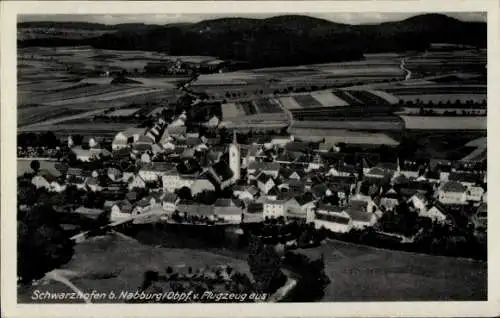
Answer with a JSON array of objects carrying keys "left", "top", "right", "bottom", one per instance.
[{"left": 229, "top": 130, "right": 241, "bottom": 182}]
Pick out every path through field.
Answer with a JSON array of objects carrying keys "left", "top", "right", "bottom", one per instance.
[
  {"left": 400, "top": 58, "right": 412, "bottom": 81},
  {"left": 19, "top": 109, "right": 107, "bottom": 130}
]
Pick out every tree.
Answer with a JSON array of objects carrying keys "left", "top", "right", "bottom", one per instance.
[
  {"left": 247, "top": 235, "right": 285, "bottom": 294},
  {"left": 176, "top": 187, "right": 192, "bottom": 201},
  {"left": 30, "top": 160, "right": 40, "bottom": 173},
  {"left": 71, "top": 134, "right": 83, "bottom": 146},
  {"left": 18, "top": 205, "right": 75, "bottom": 283}
]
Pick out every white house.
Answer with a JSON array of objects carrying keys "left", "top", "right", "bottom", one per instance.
[
  {"left": 408, "top": 193, "right": 428, "bottom": 213},
  {"left": 313, "top": 204, "right": 353, "bottom": 233},
  {"left": 380, "top": 188, "right": 399, "bottom": 211},
  {"left": 110, "top": 201, "right": 133, "bottom": 222},
  {"left": 31, "top": 175, "right": 51, "bottom": 190},
  {"left": 263, "top": 198, "right": 300, "bottom": 219},
  {"left": 466, "top": 186, "right": 485, "bottom": 202},
  {"left": 420, "top": 205, "right": 448, "bottom": 223},
  {"left": 437, "top": 181, "right": 467, "bottom": 205},
  {"left": 112, "top": 128, "right": 145, "bottom": 150},
  {"left": 162, "top": 192, "right": 179, "bottom": 213},
  {"left": 128, "top": 174, "right": 146, "bottom": 191}
]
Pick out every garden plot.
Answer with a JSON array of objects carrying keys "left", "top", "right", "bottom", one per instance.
[
  {"left": 278, "top": 97, "right": 302, "bottom": 110},
  {"left": 252, "top": 99, "right": 282, "bottom": 114},
  {"left": 107, "top": 108, "right": 141, "bottom": 117},
  {"left": 310, "top": 91, "right": 348, "bottom": 107},
  {"left": 400, "top": 116, "right": 487, "bottom": 130},
  {"left": 293, "top": 94, "right": 324, "bottom": 108},
  {"left": 221, "top": 102, "right": 245, "bottom": 119}
]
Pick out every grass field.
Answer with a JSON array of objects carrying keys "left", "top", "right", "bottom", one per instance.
[
  {"left": 400, "top": 116, "right": 486, "bottom": 130},
  {"left": 18, "top": 234, "right": 251, "bottom": 304},
  {"left": 319, "top": 239, "right": 486, "bottom": 301}
]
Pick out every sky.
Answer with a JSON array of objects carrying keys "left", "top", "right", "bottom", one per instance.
[{"left": 19, "top": 12, "right": 486, "bottom": 25}]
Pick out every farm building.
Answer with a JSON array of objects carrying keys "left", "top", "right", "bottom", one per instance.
[{"left": 112, "top": 128, "right": 147, "bottom": 150}]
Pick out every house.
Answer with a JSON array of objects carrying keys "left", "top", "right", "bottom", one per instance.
[
  {"left": 247, "top": 161, "right": 281, "bottom": 178},
  {"left": 471, "top": 203, "right": 487, "bottom": 233},
  {"left": 271, "top": 135, "right": 294, "bottom": 146},
  {"left": 380, "top": 188, "right": 399, "bottom": 211},
  {"left": 265, "top": 187, "right": 281, "bottom": 201},
  {"left": 207, "top": 161, "right": 234, "bottom": 189},
  {"left": 420, "top": 204, "right": 448, "bottom": 223},
  {"left": 233, "top": 185, "right": 259, "bottom": 201},
  {"left": 437, "top": 181, "right": 467, "bottom": 205},
  {"left": 73, "top": 207, "right": 104, "bottom": 220},
  {"left": 71, "top": 147, "right": 111, "bottom": 162},
  {"left": 162, "top": 173, "right": 214, "bottom": 195},
  {"left": 398, "top": 160, "right": 420, "bottom": 179},
  {"left": 176, "top": 202, "right": 214, "bottom": 220},
  {"left": 83, "top": 136, "right": 101, "bottom": 149},
  {"left": 110, "top": 200, "right": 133, "bottom": 222},
  {"left": 256, "top": 173, "right": 275, "bottom": 194},
  {"left": 107, "top": 167, "right": 122, "bottom": 182},
  {"left": 448, "top": 172, "right": 480, "bottom": 188},
  {"left": 246, "top": 202, "right": 264, "bottom": 215},
  {"left": 128, "top": 174, "right": 147, "bottom": 191},
  {"left": 213, "top": 198, "right": 244, "bottom": 223},
  {"left": 263, "top": 197, "right": 300, "bottom": 219},
  {"left": 162, "top": 192, "right": 179, "bottom": 213},
  {"left": 112, "top": 128, "right": 146, "bottom": 150},
  {"left": 295, "top": 193, "right": 316, "bottom": 223},
  {"left": 132, "top": 198, "right": 154, "bottom": 215},
  {"left": 313, "top": 204, "right": 353, "bottom": 233},
  {"left": 346, "top": 199, "right": 379, "bottom": 228},
  {"left": 66, "top": 168, "right": 87, "bottom": 188},
  {"left": 112, "top": 148, "right": 132, "bottom": 161},
  {"left": 466, "top": 186, "right": 485, "bottom": 202},
  {"left": 279, "top": 166, "right": 305, "bottom": 180},
  {"left": 326, "top": 163, "right": 356, "bottom": 177},
  {"left": 365, "top": 166, "right": 393, "bottom": 179},
  {"left": 136, "top": 135, "right": 154, "bottom": 145},
  {"left": 50, "top": 179, "right": 67, "bottom": 193},
  {"left": 31, "top": 175, "right": 51, "bottom": 190},
  {"left": 407, "top": 192, "right": 428, "bottom": 213},
  {"left": 86, "top": 177, "right": 103, "bottom": 192},
  {"left": 138, "top": 162, "right": 174, "bottom": 182}
]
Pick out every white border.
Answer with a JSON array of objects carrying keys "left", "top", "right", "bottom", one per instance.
[{"left": 2, "top": 1, "right": 499, "bottom": 317}]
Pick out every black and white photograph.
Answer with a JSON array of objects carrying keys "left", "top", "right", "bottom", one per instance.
[{"left": 1, "top": 0, "right": 497, "bottom": 316}]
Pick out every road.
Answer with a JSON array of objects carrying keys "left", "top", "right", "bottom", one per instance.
[
  {"left": 43, "top": 270, "right": 91, "bottom": 304},
  {"left": 400, "top": 58, "right": 412, "bottom": 81}
]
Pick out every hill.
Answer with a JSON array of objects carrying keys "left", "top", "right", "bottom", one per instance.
[{"left": 18, "top": 14, "right": 486, "bottom": 68}]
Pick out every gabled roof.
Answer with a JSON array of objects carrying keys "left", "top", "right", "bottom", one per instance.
[
  {"left": 316, "top": 203, "right": 344, "bottom": 213},
  {"left": 120, "top": 128, "right": 146, "bottom": 138},
  {"left": 248, "top": 161, "right": 281, "bottom": 172},
  {"left": 441, "top": 181, "right": 466, "bottom": 193},
  {"left": 162, "top": 192, "right": 179, "bottom": 203},
  {"left": 345, "top": 208, "right": 373, "bottom": 223},
  {"left": 448, "top": 172, "right": 480, "bottom": 184},
  {"left": 210, "top": 161, "right": 233, "bottom": 182},
  {"left": 295, "top": 192, "right": 315, "bottom": 206},
  {"left": 214, "top": 198, "right": 242, "bottom": 207},
  {"left": 247, "top": 202, "right": 263, "bottom": 213},
  {"left": 66, "top": 167, "right": 84, "bottom": 177}
]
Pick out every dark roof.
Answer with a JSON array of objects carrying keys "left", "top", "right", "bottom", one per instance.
[
  {"left": 162, "top": 192, "right": 178, "bottom": 203},
  {"left": 345, "top": 208, "right": 373, "bottom": 222},
  {"left": 214, "top": 198, "right": 242, "bottom": 207},
  {"left": 248, "top": 161, "right": 281, "bottom": 172},
  {"left": 441, "top": 181, "right": 466, "bottom": 193},
  {"left": 448, "top": 172, "right": 481, "bottom": 184},
  {"left": 295, "top": 192, "right": 315, "bottom": 206},
  {"left": 257, "top": 172, "right": 272, "bottom": 183},
  {"left": 66, "top": 167, "right": 83, "bottom": 177},
  {"left": 210, "top": 161, "right": 233, "bottom": 182},
  {"left": 247, "top": 203, "right": 263, "bottom": 213}
]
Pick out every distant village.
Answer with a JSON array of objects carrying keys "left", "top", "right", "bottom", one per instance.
[{"left": 17, "top": 104, "right": 487, "bottom": 250}]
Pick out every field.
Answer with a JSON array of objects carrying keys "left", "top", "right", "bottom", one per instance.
[
  {"left": 106, "top": 108, "right": 141, "bottom": 117},
  {"left": 18, "top": 234, "right": 251, "bottom": 303},
  {"left": 18, "top": 46, "right": 184, "bottom": 131},
  {"left": 319, "top": 239, "right": 486, "bottom": 301},
  {"left": 17, "top": 159, "right": 60, "bottom": 177},
  {"left": 290, "top": 128, "right": 400, "bottom": 146},
  {"left": 400, "top": 116, "right": 486, "bottom": 130},
  {"left": 221, "top": 99, "right": 285, "bottom": 119}
]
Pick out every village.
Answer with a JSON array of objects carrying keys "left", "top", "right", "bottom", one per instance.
[{"left": 17, "top": 103, "right": 488, "bottom": 251}]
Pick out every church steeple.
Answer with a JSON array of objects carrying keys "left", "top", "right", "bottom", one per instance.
[{"left": 232, "top": 130, "right": 237, "bottom": 145}]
